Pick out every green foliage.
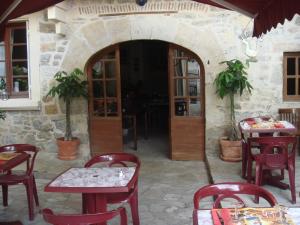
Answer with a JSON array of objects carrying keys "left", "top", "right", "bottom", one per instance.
[
  {"left": 214, "top": 59, "right": 253, "bottom": 140},
  {"left": 47, "top": 68, "right": 88, "bottom": 102},
  {"left": 47, "top": 68, "right": 88, "bottom": 140}
]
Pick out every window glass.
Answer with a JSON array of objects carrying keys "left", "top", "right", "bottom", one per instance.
[
  {"left": 187, "top": 60, "right": 199, "bottom": 77},
  {"left": 93, "top": 81, "right": 104, "bottom": 98},
  {"left": 189, "top": 98, "right": 201, "bottom": 116},
  {"left": 0, "top": 62, "right": 5, "bottom": 77},
  {"left": 174, "top": 59, "right": 186, "bottom": 77},
  {"left": 287, "top": 58, "right": 296, "bottom": 76},
  {"left": 94, "top": 100, "right": 105, "bottom": 116},
  {"left": 175, "top": 98, "right": 187, "bottom": 116},
  {"left": 174, "top": 79, "right": 186, "bottom": 96},
  {"left": 105, "top": 61, "right": 115, "bottom": 78},
  {"left": 107, "top": 99, "right": 118, "bottom": 116},
  {"left": 11, "top": 28, "right": 26, "bottom": 43},
  {"left": 92, "top": 61, "right": 103, "bottom": 79},
  {"left": 188, "top": 79, "right": 200, "bottom": 96},
  {"left": 0, "top": 44, "right": 5, "bottom": 60},
  {"left": 287, "top": 78, "right": 296, "bottom": 95},
  {"left": 106, "top": 80, "right": 116, "bottom": 97}
]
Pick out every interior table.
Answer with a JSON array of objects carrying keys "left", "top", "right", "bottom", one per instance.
[
  {"left": 0, "top": 152, "right": 30, "bottom": 173},
  {"left": 195, "top": 207, "right": 300, "bottom": 225},
  {"left": 44, "top": 167, "right": 136, "bottom": 225}
]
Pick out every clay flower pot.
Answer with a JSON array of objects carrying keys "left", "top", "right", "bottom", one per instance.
[
  {"left": 219, "top": 137, "right": 242, "bottom": 162},
  {"left": 56, "top": 137, "right": 80, "bottom": 160}
]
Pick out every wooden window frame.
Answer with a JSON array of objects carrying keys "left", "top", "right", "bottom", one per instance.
[
  {"left": 283, "top": 52, "right": 300, "bottom": 101},
  {"left": 4, "top": 21, "right": 29, "bottom": 98},
  {"left": 170, "top": 46, "right": 204, "bottom": 118}
]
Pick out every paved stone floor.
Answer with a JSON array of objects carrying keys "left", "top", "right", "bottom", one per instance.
[
  {"left": 0, "top": 133, "right": 210, "bottom": 225},
  {"left": 2, "top": 132, "right": 300, "bottom": 225}
]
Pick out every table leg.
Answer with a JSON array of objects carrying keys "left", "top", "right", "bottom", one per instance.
[{"left": 83, "top": 193, "right": 108, "bottom": 225}]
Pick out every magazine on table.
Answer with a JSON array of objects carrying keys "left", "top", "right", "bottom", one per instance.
[{"left": 211, "top": 207, "right": 295, "bottom": 225}]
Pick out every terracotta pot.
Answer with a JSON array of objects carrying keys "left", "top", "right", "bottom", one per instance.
[
  {"left": 56, "top": 137, "right": 80, "bottom": 160},
  {"left": 219, "top": 137, "right": 242, "bottom": 162}
]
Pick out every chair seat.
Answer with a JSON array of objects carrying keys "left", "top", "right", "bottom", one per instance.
[{"left": 0, "top": 174, "right": 30, "bottom": 184}]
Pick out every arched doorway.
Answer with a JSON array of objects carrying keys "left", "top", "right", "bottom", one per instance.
[{"left": 86, "top": 41, "right": 205, "bottom": 160}]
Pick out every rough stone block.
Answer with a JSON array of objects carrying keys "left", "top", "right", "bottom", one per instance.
[
  {"left": 45, "top": 104, "right": 59, "bottom": 115},
  {"left": 39, "top": 22, "right": 56, "bottom": 33}
]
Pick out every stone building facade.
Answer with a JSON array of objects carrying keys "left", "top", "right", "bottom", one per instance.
[{"left": 1, "top": 0, "right": 300, "bottom": 160}]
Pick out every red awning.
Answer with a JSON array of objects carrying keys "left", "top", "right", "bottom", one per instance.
[
  {"left": 0, "top": 0, "right": 64, "bottom": 41},
  {"left": 0, "top": 0, "right": 299, "bottom": 39},
  {"left": 193, "top": 0, "right": 300, "bottom": 37}
]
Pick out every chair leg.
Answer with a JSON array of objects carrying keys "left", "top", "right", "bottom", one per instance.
[
  {"left": 129, "top": 191, "right": 140, "bottom": 225},
  {"left": 246, "top": 157, "right": 253, "bottom": 183},
  {"left": 241, "top": 142, "right": 247, "bottom": 179},
  {"left": 287, "top": 165, "right": 296, "bottom": 204},
  {"left": 254, "top": 163, "right": 262, "bottom": 204},
  {"left": 25, "top": 178, "right": 35, "bottom": 221},
  {"left": 32, "top": 176, "right": 39, "bottom": 206},
  {"left": 120, "top": 207, "right": 128, "bottom": 225},
  {"left": 2, "top": 184, "right": 8, "bottom": 206}
]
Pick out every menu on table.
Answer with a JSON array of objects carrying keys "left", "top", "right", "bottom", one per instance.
[
  {"left": 211, "top": 207, "right": 295, "bottom": 225},
  {"left": 0, "top": 152, "right": 20, "bottom": 164}
]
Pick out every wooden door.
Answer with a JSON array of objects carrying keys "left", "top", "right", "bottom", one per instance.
[
  {"left": 88, "top": 45, "right": 122, "bottom": 155},
  {"left": 168, "top": 44, "right": 205, "bottom": 160}
]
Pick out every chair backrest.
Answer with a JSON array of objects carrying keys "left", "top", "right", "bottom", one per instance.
[
  {"left": 278, "top": 108, "right": 300, "bottom": 131},
  {"left": 0, "top": 144, "right": 39, "bottom": 176},
  {"left": 247, "top": 136, "right": 296, "bottom": 168},
  {"left": 42, "top": 207, "right": 127, "bottom": 225},
  {"left": 85, "top": 153, "right": 141, "bottom": 188},
  {"left": 193, "top": 182, "right": 277, "bottom": 210}
]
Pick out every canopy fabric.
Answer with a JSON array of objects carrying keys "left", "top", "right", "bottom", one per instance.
[
  {"left": 193, "top": 0, "right": 300, "bottom": 37},
  {"left": 0, "top": 0, "right": 299, "bottom": 40},
  {"left": 0, "top": 0, "right": 64, "bottom": 41}
]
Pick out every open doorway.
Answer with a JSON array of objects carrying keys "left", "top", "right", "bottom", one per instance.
[{"left": 120, "top": 40, "right": 169, "bottom": 156}]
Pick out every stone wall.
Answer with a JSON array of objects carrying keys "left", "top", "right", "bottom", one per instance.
[{"left": 1, "top": 0, "right": 300, "bottom": 159}]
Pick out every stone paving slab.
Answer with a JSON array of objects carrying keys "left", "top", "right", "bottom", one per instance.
[{"left": 206, "top": 155, "right": 300, "bottom": 207}]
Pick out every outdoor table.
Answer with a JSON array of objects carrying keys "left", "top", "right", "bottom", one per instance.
[
  {"left": 0, "top": 152, "right": 30, "bottom": 173},
  {"left": 44, "top": 167, "right": 136, "bottom": 225},
  {"left": 196, "top": 207, "right": 300, "bottom": 225},
  {"left": 239, "top": 118, "right": 296, "bottom": 189}
]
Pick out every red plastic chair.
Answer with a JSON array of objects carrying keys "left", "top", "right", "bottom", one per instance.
[
  {"left": 42, "top": 207, "right": 127, "bottom": 225},
  {"left": 193, "top": 182, "right": 277, "bottom": 225},
  {"left": 0, "top": 144, "right": 39, "bottom": 220},
  {"left": 238, "top": 117, "right": 275, "bottom": 179},
  {"left": 84, "top": 153, "right": 141, "bottom": 225},
  {"left": 247, "top": 136, "right": 297, "bottom": 204}
]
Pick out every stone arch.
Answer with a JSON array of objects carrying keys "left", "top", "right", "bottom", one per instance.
[{"left": 61, "top": 15, "right": 225, "bottom": 72}]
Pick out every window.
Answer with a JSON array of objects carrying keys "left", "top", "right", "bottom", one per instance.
[
  {"left": 1, "top": 22, "right": 29, "bottom": 98},
  {"left": 283, "top": 52, "right": 300, "bottom": 101}
]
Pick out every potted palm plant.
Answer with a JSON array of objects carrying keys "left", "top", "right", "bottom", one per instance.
[
  {"left": 214, "top": 59, "right": 253, "bottom": 161},
  {"left": 47, "top": 68, "right": 87, "bottom": 160}
]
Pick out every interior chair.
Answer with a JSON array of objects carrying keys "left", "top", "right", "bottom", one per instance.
[
  {"left": 42, "top": 207, "right": 127, "bottom": 225},
  {"left": 0, "top": 144, "right": 39, "bottom": 220},
  {"left": 192, "top": 182, "right": 277, "bottom": 225},
  {"left": 247, "top": 136, "right": 297, "bottom": 204},
  {"left": 84, "top": 153, "right": 141, "bottom": 225},
  {"left": 278, "top": 108, "right": 300, "bottom": 153}
]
